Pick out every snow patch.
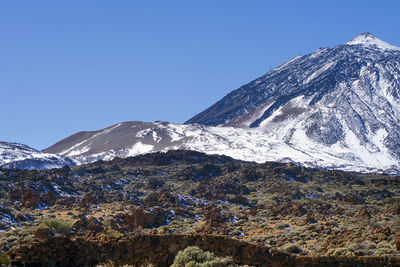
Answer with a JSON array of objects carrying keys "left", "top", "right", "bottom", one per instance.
[
  {"left": 347, "top": 33, "right": 400, "bottom": 51},
  {"left": 126, "top": 142, "right": 153, "bottom": 157},
  {"left": 304, "top": 62, "right": 335, "bottom": 84}
]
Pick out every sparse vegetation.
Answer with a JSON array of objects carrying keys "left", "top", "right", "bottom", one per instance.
[
  {"left": 171, "top": 246, "right": 234, "bottom": 267},
  {"left": 281, "top": 243, "right": 303, "bottom": 254},
  {"left": 37, "top": 218, "right": 73, "bottom": 236},
  {"left": 0, "top": 252, "right": 10, "bottom": 266},
  {"left": 1, "top": 150, "right": 400, "bottom": 265}
]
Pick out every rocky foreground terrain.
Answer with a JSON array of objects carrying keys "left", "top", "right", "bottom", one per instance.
[{"left": 0, "top": 150, "right": 400, "bottom": 266}]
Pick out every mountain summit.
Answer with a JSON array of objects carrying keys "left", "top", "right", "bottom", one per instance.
[
  {"left": 185, "top": 33, "right": 400, "bottom": 128},
  {"left": 45, "top": 33, "right": 400, "bottom": 174},
  {"left": 184, "top": 33, "right": 400, "bottom": 168},
  {"left": 347, "top": 32, "right": 400, "bottom": 50}
]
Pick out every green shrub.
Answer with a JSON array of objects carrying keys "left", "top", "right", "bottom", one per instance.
[
  {"left": 171, "top": 246, "right": 234, "bottom": 267},
  {"left": 157, "top": 226, "right": 166, "bottom": 234},
  {"left": 104, "top": 229, "right": 122, "bottom": 238},
  {"left": 363, "top": 241, "right": 376, "bottom": 250},
  {"left": 96, "top": 260, "right": 134, "bottom": 267},
  {"left": 374, "top": 247, "right": 396, "bottom": 255},
  {"left": 6, "top": 235, "right": 18, "bottom": 243},
  {"left": 376, "top": 241, "right": 392, "bottom": 249},
  {"left": 327, "top": 247, "right": 353, "bottom": 256},
  {"left": 37, "top": 218, "right": 72, "bottom": 236},
  {"left": 347, "top": 242, "right": 364, "bottom": 252},
  {"left": 384, "top": 197, "right": 400, "bottom": 205},
  {"left": 275, "top": 223, "right": 290, "bottom": 229},
  {"left": 0, "top": 252, "right": 10, "bottom": 266},
  {"left": 281, "top": 243, "right": 303, "bottom": 254}
]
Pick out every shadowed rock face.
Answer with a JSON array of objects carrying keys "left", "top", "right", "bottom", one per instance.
[{"left": 305, "top": 112, "right": 344, "bottom": 145}]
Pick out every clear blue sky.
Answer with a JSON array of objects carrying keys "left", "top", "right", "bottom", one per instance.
[{"left": 1, "top": 1, "right": 399, "bottom": 149}]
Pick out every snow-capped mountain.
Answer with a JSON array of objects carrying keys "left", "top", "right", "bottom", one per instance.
[
  {"left": 45, "top": 33, "right": 400, "bottom": 174},
  {"left": 186, "top": 33, "right": 400, "bottom": 168},
  {"left": 186, "top": 32, "right": 400, "bottom": 128},
  {"left": 0, "top": 141, "right": 75, "bottom": 170}
]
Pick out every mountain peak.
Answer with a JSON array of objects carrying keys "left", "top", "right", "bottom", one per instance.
[{"left": 347, "top": 32, "right": 400, "bottom": 50}]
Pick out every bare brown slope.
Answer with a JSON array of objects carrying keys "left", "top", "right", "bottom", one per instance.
[
  {"left": 43, "top": 122, "right": 146, "bottom": 155},
  {"left": 43, "top": 131, "right": 98, "bottom": 154}
]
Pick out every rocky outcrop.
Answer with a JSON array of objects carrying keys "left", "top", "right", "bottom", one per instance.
[
  {"left": 9, "top": 235, "right": 400, "bottom": 267},
  {"left": 197, "top": 208, "right": 228, "bottom": 234},
  {"left": 72, "top": 216, "right": 105, "bottom": 233},
  {"left": 115, "top": 207, "right": 168, "bottom": 231},
  {"left": 21, "top": 190, "right": 40, "bottom": 209}
]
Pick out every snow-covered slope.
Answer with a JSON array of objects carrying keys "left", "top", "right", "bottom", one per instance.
[
  {"left": 184, "top": 33, "right": 400, "bottom": 172},
  {"left": 44, "top": 121, "right": 399, "bottom": 174},
  {"left": 347, "top": 32, "right": 400, "bottom": 51},
  {"left": 0, "top": 141, "right": 75, "bottom": 170},
  {"left": 45, "top": 33, "right": 400, "bottom": 174}
]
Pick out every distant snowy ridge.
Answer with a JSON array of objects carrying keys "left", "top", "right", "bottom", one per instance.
[{"left": 0, "top": 141, "right": 75, "bottom": 170}]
